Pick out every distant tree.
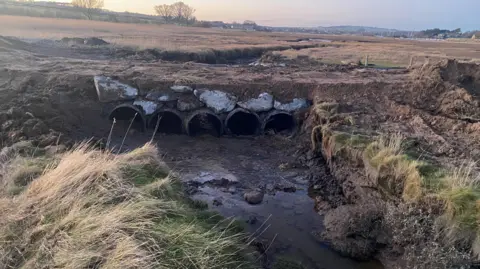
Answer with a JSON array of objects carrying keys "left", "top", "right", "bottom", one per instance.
[
  {"left": 153, "top": 1, "right": 195, "bottom": 25},
  {"left": 154, "top": 4, "right": 173, "bottom": 22},
  {"left": 170, "top": 1, "right": 195, "bottom": 25},
  {"left": 71, "top": 0, "right": 104, "bottom": 20}
]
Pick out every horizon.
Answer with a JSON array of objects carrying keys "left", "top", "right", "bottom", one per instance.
[{"left": 101, "top": 0, "right": 480, "bottom": 31}]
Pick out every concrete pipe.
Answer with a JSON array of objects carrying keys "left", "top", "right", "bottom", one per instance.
[
  {"left": 262, "top": 110, "right": 296, "bottom": 135},
  {"left": 148, "top": 108, "right": 184, "bottom": 135},
  {"left": 225, "top": 108, "right": 261, "bottom": 136},
  {"left": 108, "top": 103, "right": 146, "bottom": 132},
  {"left": 185, "top": 108, "right": 224, "bottom": 137}
]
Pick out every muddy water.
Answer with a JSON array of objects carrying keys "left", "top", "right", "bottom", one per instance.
[{"left": 110, "top": 131, "right": 383, "bottom": 269}]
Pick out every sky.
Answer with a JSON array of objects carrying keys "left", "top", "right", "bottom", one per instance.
[{"left": 103, "top": 0, "right": 480, "bottom": 31}]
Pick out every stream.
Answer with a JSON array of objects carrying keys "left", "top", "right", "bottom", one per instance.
[{"left": 110, "top": 130, "right": 384, "bottom": 269}]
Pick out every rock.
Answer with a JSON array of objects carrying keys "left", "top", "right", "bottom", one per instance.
[
  {"left": 213, "top": 199, "right": 223, "bottom": 206},
  {"left": 21, "top": 119, "right": 48, "bottom": 138},
  {"left": 189, "top": 171, "right": 238, "bottom": 185},
  {"left": 94, "top": 76, "right": 138, "bottom": 102},
  {"left": 210, "top": 177, "right": 231, "bottom": 187},
  {"left": 237, "top": 92, "right": 274, "bottom": 112},
  {"left": 265, "top": 183, "right": 275, "bottom": 194},
  {"left": 244, "top": 190, "right": 264, "bottom": 205},
  {"left": 275, "top": 181, "right": 296, "bottom": 193},
  {"left": 177, "top": 95, "right": 204, "bottom": 112},
  {"left": 274, "top": 98, "right": 310, "bottom": 112},
  {"left": 228, "top": 187, "right": 237, "bottom": 194},
  {"left": 171, "top": 85, "right": 193, "bottom": 93},
  {"left": 133, "top": 100, "right": 158, "bottom": 115},
  {"left": 320, "top": 204, "right": 383, "bottom": 260},
  {"left": 145, "top": 90, "right": 178, "bottom": 102},
  {"left": 194, "top": 89, "right": 237, "bottom": 114},
  {"left": 246, "top": 216, "right": 258, "bottom": 225}
]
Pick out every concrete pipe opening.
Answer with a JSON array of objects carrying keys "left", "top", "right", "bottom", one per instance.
[
  {"left": 186, "top": 109, "right": 223, "bottom": 137},
  {"left": 262, "top": 110, "right": 296, "bottom": 135},
  {"left": 109, "top": 104, "right": 146, "bottom": 132},
  {"left": 225, "top": 108, "right": 261, "bottom": 136},
  {"left": 148, "top": 109, "right": 183, "bottom": 135}
]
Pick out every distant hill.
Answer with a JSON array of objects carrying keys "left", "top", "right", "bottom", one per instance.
[{"left": 318, "top": 25, "right": 405, "bottom": 34}]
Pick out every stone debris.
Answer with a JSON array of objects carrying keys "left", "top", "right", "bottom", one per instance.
[
  {"left": 194, "top": 89, "right": 237, "bottom": 114},
  {"left": 244, "top": 190, "right": 264, "bottom": 205},
  {"left": 171, "top": 85, "right": 193, "bottom": 93},
  {"left": 186, "top": 171, "right": 238, "bottom": 185},
  {"left": 133, "top": 100, "right": 158, "bottom": 115},
  {"left": 145, "top": 90, "right": 178, "bottom": 102},
  {"left": 274, "top": 98, "right": 310, "bottom": 112},
  {"left": 237, "top": 92, "right": 274, "bottom": 112},
  {"left": 94, "top": 76, "right": 138, "bottom": 102}
]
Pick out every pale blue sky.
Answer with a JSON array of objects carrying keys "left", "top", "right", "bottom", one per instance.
[{"left": 104, "top": 0, "right": 480, "bottom": 30}]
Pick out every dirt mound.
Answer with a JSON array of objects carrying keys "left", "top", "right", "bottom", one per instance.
[
  {"left": 0, "top": 68, "right": 109, "bottom": 147},
  {"left": 60, "top": 37, "right": 109, "bottom": 46},
  {"left": 0, "top": 36, "right": 30, "bottom": 51}
]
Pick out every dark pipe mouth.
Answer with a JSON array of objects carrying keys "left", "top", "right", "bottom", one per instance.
[
  {"left": 186, "top": 109, "right": 223, "bottom": 137},
  {"left": 263, "top": 111, "right": 296, "bottom": 135},
  {"left": 108, "top": 104, "right": 146, "bottom": 132},
  {"left": 225, "top": 108, "right": 260, "bottom": 136},
  {"left": 148, "top": 109, "right": 183, "bottom": 135}
]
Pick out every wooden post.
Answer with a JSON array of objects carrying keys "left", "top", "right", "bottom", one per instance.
[
  {"left": 409, "top": 56, "right": 414, "bottom": 68},
  {"left": 365, "top": 55, "right": 369, "bottom": 67}
]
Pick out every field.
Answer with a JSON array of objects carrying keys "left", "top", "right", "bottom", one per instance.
[
  {"left": 0, "top": 15, "right": 480, "bottom": 269},
  {"left": 2, "top": 15, "right": 480, "bottom": 64}
]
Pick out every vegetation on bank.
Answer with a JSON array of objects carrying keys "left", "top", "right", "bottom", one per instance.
[
  {"left": 0, "top": 141, "right": 254, "bottom": 269},
  {"left": 312, "top": 102, "right": 480, "bottom": 267}
]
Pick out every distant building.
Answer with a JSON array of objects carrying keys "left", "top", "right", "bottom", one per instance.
[
  {"left": 473, "top": 34, "right": 478, "bottom": 40},
  {"left": 210, "top": 21, "right": 225, "bottom": 29}
]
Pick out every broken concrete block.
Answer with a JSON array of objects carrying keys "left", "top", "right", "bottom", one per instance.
[
  {"left": 94, "top": 76, "right": 138, "bottom": 103},
  {"left": 133, "top": 100, "right": 158, "bottom": 115},
  {"left": 274, "top": 98, "right": 310, "bottom": 112},
  {"left": 171, "top": 85, "right": 193, "bottom": 93},
  {"left": 145, "top": 90, "right": 178, "bottom": 102},
  {"left": 194, "top": 89, "right": 237, "bottom": 114},
  {"left": 237, "top": 92, "right": 274, "bottom": 112}
]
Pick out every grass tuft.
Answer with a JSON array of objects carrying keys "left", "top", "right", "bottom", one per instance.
[{"left": 0, "top": 142, "right": 254, "bottom": 269}]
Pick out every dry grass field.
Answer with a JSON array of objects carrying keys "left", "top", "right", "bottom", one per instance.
[{"left": 1, "top": 15, "right": 480, "bottom": 65}]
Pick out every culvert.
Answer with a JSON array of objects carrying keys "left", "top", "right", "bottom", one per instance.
[
  {"left": 148, "top": 108, "right": 184, "bottom": 134},
  {"left": 185, "top": 109, "right": 223, "bottom": 137},
  {"left": 225, "top": 108, "right": 261, "bottom": 136},
  {"left": 262, "top": 110, "right": 296, "bottom": 135},
  {"left": 108, "top": 104, "right": 146, "bottom": 132}
]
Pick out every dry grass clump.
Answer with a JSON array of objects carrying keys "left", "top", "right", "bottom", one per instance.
[
  {"left": 363, "top": 134, "right": 423, "bottom": 201},
  {"left": 0, "top": 142, "right": 252, "bottom": 269}
]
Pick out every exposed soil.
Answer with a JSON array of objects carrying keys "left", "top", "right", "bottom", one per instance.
[{"left": 1, "top": 33, "right": 479, "bottom": 269}]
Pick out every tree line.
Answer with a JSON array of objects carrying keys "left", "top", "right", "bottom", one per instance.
[{"left": 154, "top": 2, "right": 196, "bottom": 25}]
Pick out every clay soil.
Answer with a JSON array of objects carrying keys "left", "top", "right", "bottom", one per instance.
[{"left": 0, "top": 16, "right": 480, "bottom": 269}]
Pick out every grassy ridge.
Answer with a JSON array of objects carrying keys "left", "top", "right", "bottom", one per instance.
[
  {"left": 313, "top": 102, "right": 480, "bottom": 263},
  {"left": 0, "top": 142, "right": 254, "bottom": 269}
]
